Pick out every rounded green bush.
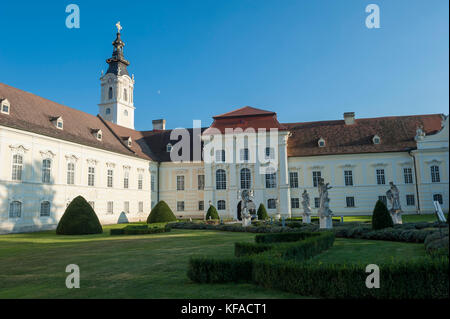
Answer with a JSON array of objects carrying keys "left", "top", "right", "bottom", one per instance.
[
  {"left": 56, "top": 196, "right": 103, "bottom": 235},
  {"left": 257, "top": 204, "right": 269, "bottom": 220},
  {"left": 147, "top": 201, "right": 177, "bottom": 223},
  {"left": 372, "top": 200, "right": 394, "bottom": 230},
  {"left": 206, "top": 205, "right": 219, "bottom": 220}
]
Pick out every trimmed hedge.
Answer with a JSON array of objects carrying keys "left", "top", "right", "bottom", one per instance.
[
  {"left": 56, "top": 196, "right": 103, "bottom": 235},
  {"left": 255, "top": 232, "right": 320, "bottom": 244},
  {"left": 372, "top": 200, "right": 393, "bottom": 230},
  {"left": 110, "top": 224, "right": 171, "bottom": 236},
  {"left": 147, "top": 201, "right": 177, "bottom": 223},
  {"left": 257, "top": 204, "right": 269, "bottom": 220},
  {"left": 205, "top": 205, "right": 219, "bottom": 220},
  {"left": 187, "top": 257, "right": 254, "bottom": 283}
]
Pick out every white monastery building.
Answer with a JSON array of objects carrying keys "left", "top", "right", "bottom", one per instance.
[{"left": 0, "top": 28, "right": 448, "bottom": 233}]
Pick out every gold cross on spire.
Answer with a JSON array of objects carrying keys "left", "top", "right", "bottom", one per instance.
[{"left": 115, "top": 21, "right": 122, "bottom": 33}]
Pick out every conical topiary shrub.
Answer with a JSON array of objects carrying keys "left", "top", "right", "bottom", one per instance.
[
  {"left": 147, "top": 200, "right": 177, "bottom": 223},
  {"left": 372, "top": 200, "right": 394, "bottom": 230},
  {"left": 257, "top": 204, "right": 269, "bottom": 220},
  {"left": 205, "top": 205, "right": 219, "bottom": 220},
  {"left": 56, "top": 196, "right": 103, "bottom": 235}
]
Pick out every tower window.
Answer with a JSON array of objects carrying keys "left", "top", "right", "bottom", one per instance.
[
  {"left": 124, "top": 110, "right": 128, "bottom": 117},
  {"left": 106, "top": 108, "right": 111, "bottom": 115},
  {"left": 124, "top": 89, "right": 128, "bottom": 101},
  {"left": 1, "top": 99, "right": 10, "bottom": 114},
  {"left": 108, "top": 87, "right": 113, "bottom": 99}
]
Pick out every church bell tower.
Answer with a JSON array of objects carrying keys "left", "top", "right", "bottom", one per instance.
[{"left": 99, "top": 22, "right": 135, "bottom": 129}]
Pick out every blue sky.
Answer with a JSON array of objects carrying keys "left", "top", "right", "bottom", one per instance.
[{"left": 0, "top": 0, "right": 448, "bottom": 130}]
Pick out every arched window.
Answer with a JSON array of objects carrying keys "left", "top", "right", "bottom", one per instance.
[
  {"left": 42, "top": 159, "right": 51, "bottom": 183},
  {"left": 40, "top": 201, "right": 51, "bottom": 217},
  {"left": 123, "top": 89, "right": 128, "bottom": 101},
  {"left": 9, "top": 201, "right": 22, "bottom": 218},
  {"left": 106, "top": 108, "right": 111, "bottom": 115},
  {"left": 12, "top": 154, "right": 23, "bottom": 181},
  {"left": 108, "top": 87, "right": 113, "bottom": 99},
  {"left": 431, "top": 166, "right": 440, "bottom": 183},
  {"left": 240, "top": 168, "right": 251, "bottom": 189},
  {"left": 217, "top": 200, "right": 226, "bottom": 210},
  {"left": 216, "top": 169, "right": 226, "bottom": 190}
]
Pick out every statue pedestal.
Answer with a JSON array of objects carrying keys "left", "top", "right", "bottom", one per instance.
[
  {"left": 303, "top": 215, "right": 311, "bottom": 224},
  {"left": 390, "top": 210, "right": 403, "bottom": 224},
  {"left": 319, "top": 216, "right": 333, "bottom": 229},
  {"left": 274, "top": 213, "right": 281, "bottom": 221},
  {"left": 242, "top": 216, "right": 252, "bottom": 227}
]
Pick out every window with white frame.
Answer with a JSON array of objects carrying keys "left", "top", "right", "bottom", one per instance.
[
  {"left": 123, "top": 89, "right": 128, "bottom": 101},
  {"left": 40, "top": 201, "right": 51, "bottom": 217},
  {"left": 265, "top": 147, "right": 275, "bottom": 160},
  {"left": 291, "top": 198, "right": 300, "bottom": 209},
  {"left": 198, "top": 174, "right": 205, "bottom": 190},
  {"left": 107, "top": 169, "right": 114, "bottom": 188},
  {"left": 346, "top": 197, "right": 355, "bottom": 208},
  {"left": 240, "top": 148, "right": 249, "bottom": 162},
  {"left": 217, "top": 200, "right": 226, "bottom": 210},
  {"left": 9, "top": 201, "right": 22, "bottom": 218},
  {"left": 267, "top": 199, "right": 277, "bottom": 209},
  {"left": 56, "top": 118, "right": 63, "bottom": 130},
  {"left": 240, "top": 168, "right": 251, "bottom": 189},
  {"left": 314, "top": 197, "right": 320, "bottom": 208},
  {"left": 376, "top": 169, "right": 385, "bottom": 185},
  {"left": 198, "top": 201, "right": 204, "bottom": 211},
  {"left": 431, "top": 166, "right": 440, "bottom": 183},
  {"left": 265, "top": 172, "right": 277, "bottom": 188},
  {"left": 138, "top": 173, "right": 143, "bottom": 190},
  {"left": 12, "top": 154, "right": 23, "bottom": 181},
  {"left": 42, "top": 159, "right": 51, "bottom": 183},
  {"left": 124, "top": 201, "right": 130, "bottom": 214},
  {"left": 289, "top": 172, "right": 298, "bottom": 188},
  {"left": 88, "top": 166, "right": 95, "bottom": 186},
  {"left": 177, "top": 201, "right": 185, "bottom": 211},
  {"left": 124, "top": 171, "right": 129, "bottom": 189},
  {"left": 177, "top": 175, "right": 185, "bottom": 191},
  {"left": 216, "top": 169, "right": 226, "bottom": 190},
  {"left": 67, "top": 162, "right": 75, "bottom": 185},
  {"left": 344, "top": 170, "right": 353, "bottom": 186},
  {"left": 433, "top": 194, "right": 443, "bottom": 205},
  {"left": 406, "top": 194, "right": 415, "bottom": 206},
  {"left": 138, "top": 201, "right": 144, "bottom": 213},
  {"left": 215, "top": 149, "right": 226, "bottom": 163},
  {"left": 404, "top": 167, "right": 413, "bottom": 184},
  {"left": 107, "top": 201, "right": 114, "bottom": 214},
  {"left": 312, "top": 171, "right": 321, "bottom": 187},
  {"left": 1, "top": 99, "right": 10, "bottom": 114}
]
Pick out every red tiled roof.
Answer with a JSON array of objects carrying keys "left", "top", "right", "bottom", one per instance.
[
  {"left": 284, "top": 114, "right": 443, "bottom": 157},
  {"left": 213, "top": 106, "right": 276, "bottom": 119}
]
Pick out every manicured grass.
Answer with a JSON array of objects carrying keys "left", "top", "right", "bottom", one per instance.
[
  {"left": 307, "top": 238, "right": 427, "bottom": 265},
  {"left": 0, "top": 225, "right": 301, "bottom": 299},
  {"left": 341, "top": 213, "right": 444, "bottom": 223}
]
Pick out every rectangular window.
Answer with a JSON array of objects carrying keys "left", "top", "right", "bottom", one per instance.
[
  {"left": 198, "top": 200, "right": 204, "bottom": 211},
  {"left": 431, "top": 166, "right": 440, "bottom": 183},
  {"left": 344, "top": 170, "right": 353, "bottom": 186},
  {"left": 138, "top": 201, "right": 144, "bottom": 213},
  {"left": 215, "top": 150, "right": 225, "bottom": 163},
  {"left": 289, "top": 172, "right": 299, "bottom": 188},
  {"left": 177, "top": 175, "right": 185, "bottom": 191},
  {"left": 314, "top": 197, "right": 320, "bottom": 208},
  {"left": 40, "top": 201, "right": 51, "bottom": 217},
  {"left": 138, "top": 173, "right": 143, "bottom": 190},
  {"left": 406, "top": 194, "right": 415, "bottom": 206},
  {"left": 124, "top": 201, "right": 130, "bottom": 214},
  {"left": 217, "top": 200, "right": 226, "bottom": 210},
  {"left": 107, "top": 201, "right": 114, "bottom": 214},
  {"left": 88, "top": 167, "right": 95, "bottom": 186},
  {"left": 378, "top": 195, "right": 387, "bottom": 206},
  {"left": 346, "top": 197, "right": 355, "bottom": 208},
  {"left": 265, "top": 173, "right": 277, "bottom": 188},
  {"left": 376, "top": 169, "right": 385, "bottom": 185},
  {"left": 12, "top": 154, "right": 23, "bottom": 181},
  {"left": 312, "top": 171, "right": 321, "bottom": 187},
  {"left": 42, "top": 159, "right": 51, "bottom": 183},
  {"left": 291, "top": 198, "right": 300, "bottom": 209},
  {"left": 107, "top": 169, "right": 114, "bottom": 188},
  {"left": 265, "top": 147, "right": 275, "bottom": 160},
  {"left": 177, "top": 201, "right": 185, "bottom": 211},
  {"left": 124, "top": 171, "right": 129, "bottom": 189},
  {"left": 198, "top": 174, "right": 205, "bottom": 190},
  {"left": 9, "top": 201, "right": 22, "bottom": 218},
  {"left": 67, "top": 163, "right": 75, "bottom": 185},
  {"left": 240, "top": 148, "right": 249, "bottom": 162},
  {"left": 267, "top": 199, "right": 277, "bottom": 209},
  {"left": 433, "top": 194, "right": 443, "bottom": 205},
  {"left": 403, "top": 168, "right": 413, "bottom": 184}
]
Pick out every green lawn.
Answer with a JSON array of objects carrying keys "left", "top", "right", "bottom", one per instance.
[{"left": 0, "top": 226, "right": 428, "bottom": 298}]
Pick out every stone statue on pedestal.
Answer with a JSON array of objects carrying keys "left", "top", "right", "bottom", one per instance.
[
  {"left": 317, "top": 178, "right": 333, "bottom": 229},
  {"left": 301, "top": 190, "right": 312, "bottom": 223},
  {"left": 386, "top": 181, "right": 402, "bottom": 224},
  {"left": 238, "top": 189, "right": 256, "bottom": 227}
]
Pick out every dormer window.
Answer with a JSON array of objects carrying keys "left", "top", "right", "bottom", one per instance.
[
  {"left": 127, "top": 138, "right": 132, "bottom": 147},
  {"left": 91, "top": 129, "right": 102, "bottom": 141},
  {"left": 50, "top": 116, "right": 63, "bottom": 130},
  {"left": 167, "top": 143, "right": 172, "bottom": 152},
  {"left": 1, "top": 98, "right": 10, "bottom": 114},
  {"left": 373, "top": 135, "right": 381, "bottom": 145},
  {"left": 318, "top": 137, "right": 326, "bottom": 147},
  {"left": 122, "top": 136, "right": 132, "bottom": 147}
]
